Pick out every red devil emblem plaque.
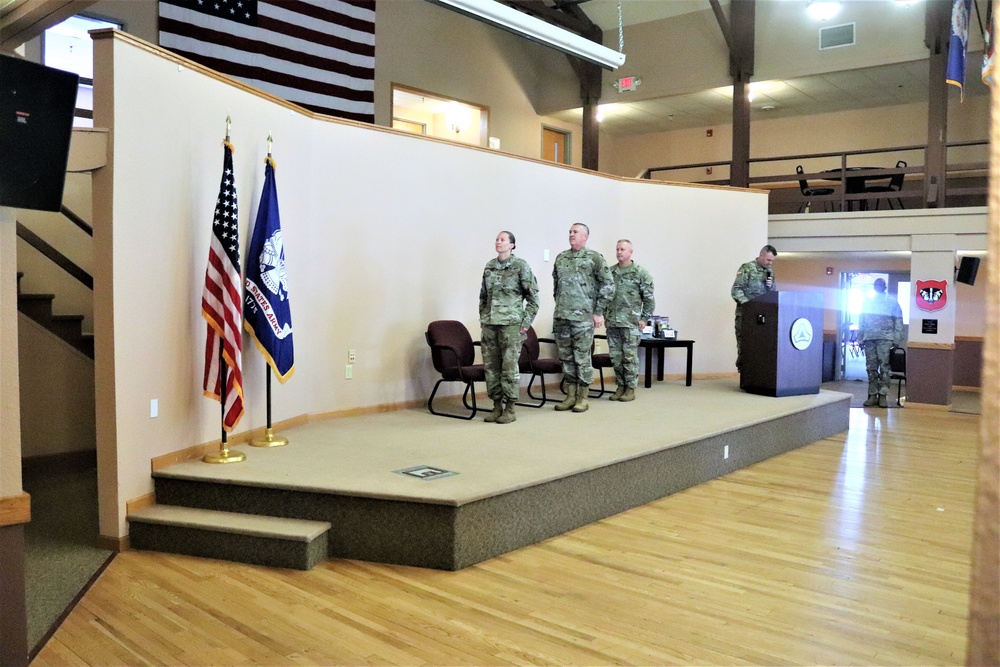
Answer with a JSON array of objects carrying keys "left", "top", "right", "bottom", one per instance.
[{"left": 915, "top": 279, "right": 948, "bottom": 312}]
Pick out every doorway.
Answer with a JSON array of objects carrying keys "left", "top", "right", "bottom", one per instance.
[
  {"left": 838, "top": 270, "right": 910, "bottom": 381},
  {"left": 542, "top": 127, "right": 571, "bottom": 165}
]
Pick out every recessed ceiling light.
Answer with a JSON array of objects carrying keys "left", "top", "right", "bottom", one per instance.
[
  {"left": 807, "top": 1, "right": 842, "bottom": 20},
  {"left": 761, "top": 105, "right": 776, "bottom": 110}
]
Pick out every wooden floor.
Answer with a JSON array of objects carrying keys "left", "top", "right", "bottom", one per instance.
[{"left": 33, "top": 408, "right": 979, "bottom": 666}]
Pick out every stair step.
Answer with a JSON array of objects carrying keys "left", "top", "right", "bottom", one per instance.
[
  {"left": 50, "top": 314, "right": 84, "bottom": 338},
  {"left": 128, "top": 505, "right": 331, "bottom": 570},
  {"left": 17, "top": 293, "right": 55, "bottom": 322}
]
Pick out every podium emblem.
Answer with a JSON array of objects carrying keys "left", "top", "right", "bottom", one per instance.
[{"left": 790, "top": 318, "right": 813, "bottom": 350}]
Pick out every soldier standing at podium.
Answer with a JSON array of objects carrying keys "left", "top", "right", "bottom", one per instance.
[
  {"left": 731, "top": 245, "right": 777, "bottom": 371},
  {"left": 859, "top": 278, "right": 903, "bottom": 408}
]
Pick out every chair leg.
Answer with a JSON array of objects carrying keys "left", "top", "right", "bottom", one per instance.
[
  {"left": 897, "top": 377, "right": 904, "bottom": 406},
  {"left": 427, "top": 379, "right": 477, "bottom": 420},
  {"left": 517, "top": 373, "right": 546, "bottom": 408},
  {"left": 589, "top": 369, "right": 607, "bottom": 398}
]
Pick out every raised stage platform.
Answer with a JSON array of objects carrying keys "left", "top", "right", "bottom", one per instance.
[{"left": 148, "top": 378, "right": 850, "bottom": 570}]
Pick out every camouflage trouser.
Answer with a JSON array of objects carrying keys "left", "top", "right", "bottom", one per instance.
[
  {"left": 864, "top": 339, "right": 893, "bottom": 397},
  {"left": 482, "top": 324, "right": 524, "bottom": 402},
  {"left": 734, "top": 306, "right": 744, "bottom": 369},
  {"left": 553, "top": 318, "right": 594, "bottom": 386},
  {"left": 607, "top": 326, "right": 640, "bottom": 389}
]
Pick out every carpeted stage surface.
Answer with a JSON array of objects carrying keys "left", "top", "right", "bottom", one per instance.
[
  {"left": 160, "top": 378, "right": 849, "bottom": 506},
  {"left": 150, "top": 378, "right": 850, "bottom": 570}
]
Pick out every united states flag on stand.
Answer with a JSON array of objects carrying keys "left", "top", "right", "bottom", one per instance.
[
  {"left": 158, "top": 0, "right": 375, "bottom": 123},
  {"left": 244, "top": 156, "right": 295, "bottom": 381},
  {"left": 202, "top": 142, "right": 245, "bottom": 431}
]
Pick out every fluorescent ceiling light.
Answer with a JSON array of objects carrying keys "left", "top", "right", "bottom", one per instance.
[{"left": 426, "top": 0, "right": 626, "bottom": 70}]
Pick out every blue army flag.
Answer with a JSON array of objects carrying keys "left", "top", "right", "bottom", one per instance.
[
  {"left": 244, "top": 157, "right": 295, "bottom": 381},
  {"left": 946, "top": 0, "right": 972, "bottom": 99}
]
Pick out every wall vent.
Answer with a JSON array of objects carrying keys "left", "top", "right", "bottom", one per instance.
[{"left": 819, "top": 23, "right": 855, "bottom": 50}]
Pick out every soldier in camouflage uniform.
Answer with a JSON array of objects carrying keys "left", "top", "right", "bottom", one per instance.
[
  {"left": 730, "top": 245, "right": 777, "bottom": 371},
  {"left": 859, "top": 278, "right": 904, "bottom": 408},
  {"left": 480, "top": 231, "right": 539, "bottom": 424},
  {"left": 552, "top": 223, "right": 614, "bottom": 413},
  {"left": 605, "top": 240, "right": 655, "bottom": 402}
]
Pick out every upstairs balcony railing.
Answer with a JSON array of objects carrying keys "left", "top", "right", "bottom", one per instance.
[{"left": 640, "top": 141, "right": 988, "bottom": 215}]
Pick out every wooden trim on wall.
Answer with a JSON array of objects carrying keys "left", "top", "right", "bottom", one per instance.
[
  {"left": 902, "top": 401, "right": 953, "bottom": 411},
  {"left": 150, "top": 413, "right": 311, "bottom": 471},
  {"left": 0, "top": 493, "right": 31, "bottom": 527},
  {"left": 908, "top": 341, "right": 955, "bottom": 350},
  {"left": 97, "top": 534, "right": 129, "bottom": 552},
  {"left": 89, "top": 29, "right": 766, "bottom": 196},
  {"left": 955, "top": 335, "right": 985, "bottom": 342},
  {"left": 126, "top": 493, "right": 155, "bottom": 514}
]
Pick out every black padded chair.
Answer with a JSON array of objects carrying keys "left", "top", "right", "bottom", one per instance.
[
  {"left": 866, "top": 160, "right": 906, "bottom": 210},
  {"left": 796, "top": 165, "right": 835, "bottom": 212},
  {"left": 889, "top": 345, "right": 906, "bottom": 406},
  {"left": 517, "top": 326, "right": 562, "bottom": 407},
  {"left": 589, "top": 334, "right": 615, "bottom": 398},
  {"left": 425, "top": 320, "right": 486, "bottom": 419}
]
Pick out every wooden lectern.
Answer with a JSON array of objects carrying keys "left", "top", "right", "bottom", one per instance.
[{"left": 739, "top": 291, "right": 823, "bottom": 397}]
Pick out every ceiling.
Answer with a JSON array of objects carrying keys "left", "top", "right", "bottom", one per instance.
[{"left": 540, "top": 0, "right": 990, "bottom": 135}]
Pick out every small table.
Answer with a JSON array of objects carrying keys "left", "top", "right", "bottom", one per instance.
[
  {"left": 821, "top": 167, "right": 891, "bottom": 210},
  {"left": 638, "top": 337, "right": 694, "bottom": 388}
]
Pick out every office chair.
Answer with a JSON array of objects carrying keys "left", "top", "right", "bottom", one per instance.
[
  {"left": 517, "top": 326, "right": 563, "bottom": 408},
  {"left": 889, "top": 346, "right": 906, "bottom": 406},
  {"left": 589, "top": 334, "right": 615, "bottom": 398},
  {"left": 425, "top": 320, "right": 486, "bottom": 419}
]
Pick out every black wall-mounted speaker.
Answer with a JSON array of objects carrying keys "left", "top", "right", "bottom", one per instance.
[
  {"left": 0, "top": 54, "right": 79, "bottom": 212},
  {"left": 956, "top": 256, "right": 980, "bottom": 286}
]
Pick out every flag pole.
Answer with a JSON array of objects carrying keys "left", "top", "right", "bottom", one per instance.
[
  {"left": 204, "top": 114, "right": 246, "bottom": 464},
  {"left": 252, "top": 131, "right": 289, "bottom": 448},
  {"left": 204, "top": 341, "right": 246, "bottom": 463}
]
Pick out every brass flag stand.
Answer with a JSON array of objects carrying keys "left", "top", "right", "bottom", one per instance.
[
  {"left": 204, "top": 334, "right": 247, "bottom": 463},
  {"left": 251, "top": 370, "right": 288, "bottom": 448}
]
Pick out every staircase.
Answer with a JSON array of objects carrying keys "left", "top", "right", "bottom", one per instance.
[{"left": 16, "top": 270, "right": 93, "bottom": 358}]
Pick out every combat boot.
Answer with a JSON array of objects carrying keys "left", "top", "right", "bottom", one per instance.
[
  {"left": 863, "top": 395, "right": 879, "bottom": 407},
  {"left": 496, "top": 402, "right": 516, "bottom": 424},
  {"left": 619, "top": 388, "right": 635, "bottom": 402},
  {"left": 483, "top": 399, "right": 504, "bottom": 423},
  {"left": 555, "top": 384, "right": 577, "bottom": 411},
  {"left": 572, "top": 388, "right": 590, "bottom": 413},
  {"left": 609, "top": 386, "right": 625, "bottom": 401},
  {"left": 878, "top": 394, "right": 888, "bottom": 408}
]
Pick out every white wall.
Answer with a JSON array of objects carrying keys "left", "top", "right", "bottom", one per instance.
[
  {"left": 17, "top": 316, "right": 95, "bottom": 457},
  {"left": 1, "top": 207, "right": 23, "bottom": 498},
  {"left": 90, "top": 32, "right": 766, "bottom": 537}
]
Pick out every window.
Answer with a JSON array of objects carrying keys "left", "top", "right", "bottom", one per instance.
[
  {"left": 391, "top": 85, "right": 488, "bottom": 147},
  {"left": 44, "top": 15, "right": 121, "bottom": 128}
]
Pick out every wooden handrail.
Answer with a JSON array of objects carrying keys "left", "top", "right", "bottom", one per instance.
[
  {"left": 60, "top": 205, "right": 94, "bottom": 236},
  {"left": 15, "top": 222, "right": 93, "bottom": 290}
]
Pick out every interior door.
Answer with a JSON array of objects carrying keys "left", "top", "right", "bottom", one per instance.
[{"left": 542, "top": 127, "right": 570, "bottom": 165}]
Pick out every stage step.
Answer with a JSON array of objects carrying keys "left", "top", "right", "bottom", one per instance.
[{"left": 128, "top": 505, "right": 331, "bottom": 570}]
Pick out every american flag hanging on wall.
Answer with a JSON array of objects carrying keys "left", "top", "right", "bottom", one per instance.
[
  {"left": 202, "top": 141, "right": 245, "bottom": 431},
  {"left": 158, "top": 0, "right": 375, "bottom": 123}
]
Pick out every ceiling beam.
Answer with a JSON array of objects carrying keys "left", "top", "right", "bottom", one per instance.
[
  {"left": 0, "top": 0, "right": 97, "bottom": 52},
  {"left": 504, "top": 0, "right": 594, "bottom": 37},
  {"left": 708, "top": 0, "right": 733, "bottom": 53}
]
